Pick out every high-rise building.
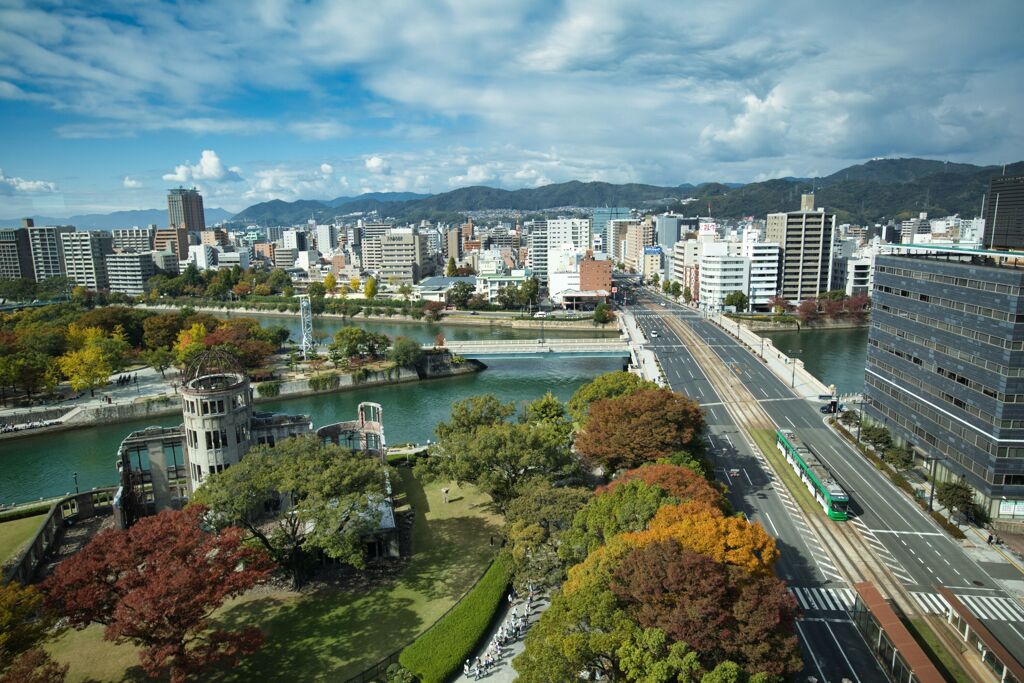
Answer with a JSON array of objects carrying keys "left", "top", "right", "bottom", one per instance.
[
  {"left": 283, "top": 229, "right": 308, "bottom": 251},
  {"left": 608, "top": 219, "right": 639, "bottom": 264},
  {"left": 444, "top": 227, "right": 462, "bottom": 263},
  {"left": 865, "top": 250, "right": 1024, "bottom": 520},
  {"left": 379, "top": 228, "right": 430, "bottom": 284},
  {"left": 28, "top": 224, "right": 75, "bottom": 280},
  {"left": 106, "top": 251, "right": 155, "bottom": 296},
  {"left": 765, "top": 193, "right": 836, "bottom": 302},
  {"left": 547, "top": 218, "right": 592, "bottom": 252},
  {"left": 623, "top": 218, "right": 655, "bottom": 273},
  {"left": 527, "top": 220, "right": 548, "bottom": 284},
  {"left": 0, "top": 225, "right": 35, "bottom": 280},
  {"left": 200, "top": 229, "right": 229, "bottom": 247},
  {"left": 316, "top": 224, "right": 339, "bottom": 253},
  {"left": 741, "top": 241, "right": 781, "bottom": 310},
  {"left": 983, "top": 173, "right": 1024, "bottom": 250},
  {"left": 167, "top": 187, "right": 205, "bottom": 232},
  {"left": 154, "top": 227, "right": 190, "bottom": 261},
  {"left": 61, "top": 231, "right": 114, "bottom": 290},
  {"left": 698, "top": 242, "right": 748, "bottom": 311},
  {"left": 111, "top": 227, "right": 155, "bottom": 252},
  {"left": 655, "top": 214, "right": 683, "bottom": 251},
  {"left": 592, "top": 207, "right": 630, "bottom": 252}
]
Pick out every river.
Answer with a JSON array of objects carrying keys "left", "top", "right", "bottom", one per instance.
[
  {"left": 762, "top": 326, "right": 870, "bottom": 395},
  {"left": 0, "top": 352, "right": 625, "bottom": 506}
]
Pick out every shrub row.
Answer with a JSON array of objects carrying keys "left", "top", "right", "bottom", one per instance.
[
  {"left": 308, "top": 372, "right": 341, "bottom": 392},
  {"left": 0, "top": 503, "right": 51, "bottom": 522},
  {"left": 399, "top": 554, "right": 512, "bottom": 683},
  {"left": 256, "top": 380, "right": 282, "bottom": 398}
]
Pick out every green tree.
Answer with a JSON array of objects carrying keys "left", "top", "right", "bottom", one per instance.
[
  {"left": 143, "top": 313, "right": 185, "bottom": 350},
  {"left": 364, "top": 276, "right": 378, "bottom": 299},
  {"left": 520, "top": 277, "right": 540, "bottom": 307},
  {"left": 435, "top": 394, "right": 515, "bottom": 441},
  {"left": 0, "top": 582, "right": 65, "bottom": 683},
  {"left": 504, "top": 479, "right": 590, "bottom": 590},
  {"left": 683, "top": 286, "right": 693, "bottom": 303},
  {"left": 330, "top": 326, "right": 367, "bottom": 359},
  {"left": 388, "top": 337, "right": 423, "bottom": 367},
  {"left": 593, "top": 302, "right": 613, "bottom": 324},
  {"left": 306, "top": 282, "right": 326, "bottom": 298},
  {"left": 10, "top": 351, "right": 52, "bottom": 398},
  {"left": 883, "top": 445, "right": 914, "bottom": 470},
  {"left": 141, "top": 347, "right": 175, "bottom": 378},
  {"left": 936, "top": 480, "right": 975, "bottom": 522},
  {"left": 323, "top": 273, "right": 337, "bottom": 293},
  {"left": 861, "top": 423, "right": 892, "bottom": 452},
  {"left": 445, "top": 256, "right": 457, "bottom": 277},
  {"left": 397, "top": 283, "right": 413, "bottom": 301},
  {"left": 192, "top": 436, "right": 390, "bottom": 587},
  {"left": 448, "top": 281, "right": 475, "bottom": 308},
  {"left": 670, "top": 281, "right": 682, "bottom": 298},
  {"left": 567, "top": 371, "right": 658, "bottom": 423},
  {"left": 723, "top": 291, "right": 748, "bottom": 312},
  {"left": 650, "top": 274, "right": 659, "bottom": 286}
]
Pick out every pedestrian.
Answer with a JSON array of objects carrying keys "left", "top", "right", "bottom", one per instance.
[
  {"left": 464, "top": 660, "right": 470, "bottom": 677},
  {"left": 987, "top": 534, "right": 993, "bottom": 544},
  {"left": 442, "top": 487, "right": 449, "bottom": 503}
]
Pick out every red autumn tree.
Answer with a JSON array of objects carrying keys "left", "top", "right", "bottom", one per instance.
[
  {"left": 42, "top": 506, "right": 274, "bottom": 683},
  {"left": 610, "top": 540, "right": 801, "bottom": 677},
  {"left": 796, "top": 298, "right": 819, "bottom": 323},
  {"left": 596, "top": 463, "right": 723, "bottom": 511},
  {"left": 574, "top": 388, "right": 704, "bottom": 472}
]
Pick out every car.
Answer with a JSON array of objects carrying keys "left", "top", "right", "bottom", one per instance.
[
  {"left": 660, "top": 302, "right": 666, "bottom": 307},
  {"left": 533, "top": 311, "right": 547, "bottom": 318},
  {"left": 650, "top": 330, "right": 659, "bottom": 338}
]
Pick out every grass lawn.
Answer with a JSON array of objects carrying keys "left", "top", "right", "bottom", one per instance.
[
  {"left": 47, "top": 470, "right": 502, "bottom": 682},
  {"left": 0, "top": 513, "right": 46, "bottom": 566}
]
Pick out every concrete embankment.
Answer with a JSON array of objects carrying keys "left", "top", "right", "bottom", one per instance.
[
  {"left": 0, "top": 354, "right": 484, "bottom": 441},
  {"left": 730, "top": 316, "right": 870, "bottom": 332}
]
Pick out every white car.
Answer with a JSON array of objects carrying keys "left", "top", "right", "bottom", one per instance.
[{"left": 650, "top": 330, "right": 659, "bottom": 338}]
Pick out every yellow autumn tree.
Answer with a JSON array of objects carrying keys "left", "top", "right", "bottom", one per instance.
[{"left": 175, "top": 323, "right": 208, "bottom": 368}]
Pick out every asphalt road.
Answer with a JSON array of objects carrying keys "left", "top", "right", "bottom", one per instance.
[
  {"left": 630, "top": 295, "right": 886, "bottom": 683},
  {"left": 634, "top": 291, "right": 1024, "bottom": 665}
]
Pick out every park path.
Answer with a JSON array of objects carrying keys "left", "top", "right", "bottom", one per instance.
[{"left": 451, "top": 593, "right": 549, "bottom": 683}]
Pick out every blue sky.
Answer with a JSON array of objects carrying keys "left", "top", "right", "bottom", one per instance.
[{"left": 1, "top": 0, "right": 1023, "bottom": 216}]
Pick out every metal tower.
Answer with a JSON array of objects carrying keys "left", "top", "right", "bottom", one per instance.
[{"left": 298, "top": 294, "right": 314, "bottom": 359}]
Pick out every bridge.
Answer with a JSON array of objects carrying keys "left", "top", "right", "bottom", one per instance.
[{"left": 429, "top": 338, "right": 632, "bottom": 358}]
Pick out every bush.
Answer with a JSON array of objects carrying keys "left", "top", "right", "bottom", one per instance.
[
  {"left": 0, "top": 503, "right": 51, "bottom": 522},
  {"left": 399, "top": 555, "right": 512, "bottom": 683},
  {"left": 308, "top": 372, "right": 341, "bottom": 392},
  {"left": 256, "top": 380, "right": 282, "bottom": 398}
]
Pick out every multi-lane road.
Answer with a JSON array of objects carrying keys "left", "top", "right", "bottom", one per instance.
[{"left": 628, "top": 289, "right": 1024, "bottom": 681}]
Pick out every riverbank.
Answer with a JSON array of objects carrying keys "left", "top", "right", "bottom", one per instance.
[
  {"left": 0, "top": 353, "right": 484, "bottom": 442},
  {"left": 135, "top": 303, "right": 617, "bottom": 333},
  {"left": 728, "top": 315, "right": 870, "bottom": 332}
]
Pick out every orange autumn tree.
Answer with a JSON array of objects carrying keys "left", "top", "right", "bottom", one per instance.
[
  {"left": 574, "top": 388, "right": 704, "bottom": 472},
  {"left": 596, "top": 463, "right": 723, "bottom": 512}
]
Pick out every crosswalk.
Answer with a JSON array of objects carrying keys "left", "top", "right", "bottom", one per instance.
[
  {"left": 911, "top": 592, "right": 1024, "bottom": 622},
  {"left": 789, "top": 587, "right": 856, "bottom": 612}
]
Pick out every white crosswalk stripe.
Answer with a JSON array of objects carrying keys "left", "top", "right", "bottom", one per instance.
[
  {"left": 910, "top": 592, "right": 1024, "bottom": 622},
  {"left": 789, "top": 587, "right": 856, "bottom": 612}
]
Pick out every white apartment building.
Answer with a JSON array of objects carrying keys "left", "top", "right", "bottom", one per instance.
[
  {"left": 844, "top": 256, "right": 873, "bottom": 296},
  {"left": 547, "top": 219, "right": 592, "bottom": 252},
  {"left": 111, "top": 227, "right": 155, "bottom": 252},
  {"left": 699, "top": 246, "right": 749, "bottom": 311},
  {"left": 282, "top": 229, "right": 308, "bottom": 251},
  {"left": 360, "top": 237, "right": 383, "bottom": 272},
  {"left": 547, "top": 244, "right": 584, "bottom": 301},
  {"left": 106, "top": 251, "right": 155, "bottom": 296},
  {"left": 216, "top": 250, "right": 250, "bottom": 270},
  {"left": 185, "top": 244, "right": 217, "bottom": 271},
  {"left": 316, "top": 224, "right": 339, "bottom": 253},
  {"left": 28, "top": 225, "right": 74, "bottom": 280},
  {"left": 527, "top": 221, "right": 548, "bottom": 284},
  {"left": 61, "top": 231, "right": 113, "bottom": 290},
  {"left": 741, "top": 241, "right": 780, "bottom": 311},
  {"left": 379, "top": 228, "right": 430, "bottom": 284},
  {"left": 476, "top": 271, "right": 532, "bottom": 302}
]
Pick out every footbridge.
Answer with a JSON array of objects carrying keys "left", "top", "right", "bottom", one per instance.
[{"left": 428, "top": 338, "right": 631, "bottom": 358}]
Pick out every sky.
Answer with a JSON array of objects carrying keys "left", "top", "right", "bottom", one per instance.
[{"left": 1, "top": 0, "right": 1023, "bottom": 217}]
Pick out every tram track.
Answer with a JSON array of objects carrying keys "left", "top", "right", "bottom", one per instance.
[{"left": 658, "top": 308, "right": 918, "bottom": 615}]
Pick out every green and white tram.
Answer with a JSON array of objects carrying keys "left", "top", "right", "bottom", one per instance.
[{"left": 775, "top": 429, "right": 850, "bottom": 521}]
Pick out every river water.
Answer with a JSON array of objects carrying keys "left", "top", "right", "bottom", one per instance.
[
  {"left": 0, "top": 310, "right": 624, "bottom": 505},
  {"left": 762, "top": 326, "right": 870, "bottom": 395}
]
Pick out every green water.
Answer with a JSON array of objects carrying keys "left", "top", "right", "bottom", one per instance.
[
  {"left": 0, "top": 356, "right": 625, "bottom": 506},
  {"left": 761, "top": 326, "right": 870, "bottom": 394}
]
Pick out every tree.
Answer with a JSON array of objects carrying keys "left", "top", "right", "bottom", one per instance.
[
  {"left": 323, "top": 273, "right": 337, "bottom": 293},
  {"left": 423, "top": 301, "right": 445, "bottom": 321},
  {"left": 559, "top": 480, "right": 677, "bottom": 566},
  {"left": 11, "top": 351, "right": 52, "bottom": 398},
  {"left": 364, "top": 276, "right": 378, "bottom": 299},
  {"left": 723, "top": 291, "right": 748, "bottom": 312},
  {"left": 597, "top": 464, "right": 722, "bottom": 512},
  {"left": 306, "top": 282, "right": 326, "bottom": 298},
  {"left": 768, "top": 295, "right": 790, "bottom": 314},
  {"left": 192, "top": 437, "right": 390, "bottom": 588},
  {"left": 435, "top": 394, "right": 515, "bottom": 442},
  {"left": 330, "top": 326, "right": 367, "bottom": 360},
  {"left": 883, "top": 445, "right": 914, "bottom": 470},
  {"left": 0, "top": 583, "right": 56, "bottom": 669},
  {"left": 0, "top": 646, "right": 68, "bottom": 683},
  {"left": 445, "top": 256, "right": 457, "bottom": 277},
  {"left": 650, "top": 274, "right": 660, "bottom": 286},
  {"left": 42, "top": 506, "right": 273, "bottom": 683},
  {"left": 669, "top": 281, "right": 682, "bottom": 298},
  {"left": 796, "top": 298, "right": 819, "bottom": 323},
  {"left": 682, "top": 286, "right": 693, "bottom": 303},
  {"left": 141, "top": 347, "right": 174, "bottom": 378},
  {"left": 575, "top": 388, "right": 705, "bottom": 472},
  {"left": 610, "top": 541, "right": 800, "bottom": 677},
  {"left": 58, "top": 345, "right": 110, "bottom": 397},
  {"left": 388, "top": 336, "right": 423, "bottom": 367},
  {"left": 567, "top": 371, "right": 657, "bottom": 422},
  {"left": 520, "top": 277, "right": 540, "bottom": 307},
  {"left": 504, "top": 479, "right": 591, "bottom": 590},
  {"left": 448, "top": 281, "right": 475, "bottom": 308},
  {"left": 936, "top": 480, "right": 975, "bottom": 522},
  {"left": 434, "top": 332, "right": 445, "bottom": 347},
  {"left": 861, "top": 423, "right": 892, "bottom": 452},
  {"left": 349, "top": 276, "right": 361, "bottom": 293},
  {"left": 397, "top": 283, "right": 413, "bottom": 301},
  {"left": 593, "top": 302, "right": 613, "bottom": 324},
  {"left": 174, "top": 322, "right": 208, "bottom": 368}
]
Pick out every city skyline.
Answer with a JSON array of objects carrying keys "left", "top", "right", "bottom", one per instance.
[{"left": 1, "top": 0, "right": 1023, "bottom": 217}]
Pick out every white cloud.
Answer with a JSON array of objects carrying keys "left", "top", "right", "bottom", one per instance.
[
  {"left": 122, "top": 175, "right": 142, "bottom": 189},
  {"left": 162, "top": 150, "right": 243, "bottom": 183},
  {"left": 320, "top": 163, "right": 333, "bottom": 175},
  {"left": 242, "top": 161, "right": 342, "bottom": 203},
  {"left": 288, "top": 121, "right": 351, "bottom": 140},
  {"left": 364, "top": 155, "right": 391, "bottom": 175},
  {"left": 0, "top": 168, "right": 57, "bottom": 195}
]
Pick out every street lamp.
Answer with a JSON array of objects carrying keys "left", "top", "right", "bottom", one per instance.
[
  {"left": 787, "top": 349, "right": 802, "bottom": 388},
  {"left": 925, "top": 452, "right": 945, "bottom": 512},
  {"left": 73, "top": 471, "right": 79, "bottom": 494}
]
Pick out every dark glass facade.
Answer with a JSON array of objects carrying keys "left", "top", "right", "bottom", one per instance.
[
  {"left": 864, "top": 253, "right": 1024, "bottom": 519},
  {"left": 984, "top": 174, "right": 1024, "bottom": 251}
]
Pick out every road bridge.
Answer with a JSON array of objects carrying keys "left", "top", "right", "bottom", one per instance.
[{"left": 427, "top": 338, "right": 631, "bottom": 358}]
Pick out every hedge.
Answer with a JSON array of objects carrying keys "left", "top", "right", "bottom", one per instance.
[
  {"left": 256, "top": 380, "right": 282, "bottom": 398},
  {"left": 308, "top": 372, "right": 341, "bottom": 392},
  {"left": 399, "top": 554, "right": 512, "bottom": 683},
  {"left": 0, "top": 503, "right": 51, "bottom": 523}
]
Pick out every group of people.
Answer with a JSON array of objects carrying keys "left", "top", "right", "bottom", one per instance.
[
  {"left": 114, "top": 373, "right": 138, "bottom": 387},
  {"left": 462, "top": 586, "right": 539, "bottom": 680},
  {"left": 1, "top": 418, "right": 60, "bottom": 434}
]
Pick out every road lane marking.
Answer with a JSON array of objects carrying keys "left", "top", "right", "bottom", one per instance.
[
  {"left": 825, "top": 621, "right": 862, "bottom": 683},
  {"left": 794, "top": 621, "right": 829, "bottom": 683}
]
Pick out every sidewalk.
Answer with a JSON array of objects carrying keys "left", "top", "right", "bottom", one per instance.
[
  {"left": 618, "top": 307, "right": 665, "bottom": 386},
  {"left": 451, "top": 593, "right": 549, "bottom": 683}
]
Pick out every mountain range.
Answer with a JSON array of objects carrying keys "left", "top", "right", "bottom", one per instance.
[
  {"left": 231, "top": 158, "right": 1022, "bottom": 226},
  {"left": 0, "top": 208, "right": 234, "bottom": 230}
]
